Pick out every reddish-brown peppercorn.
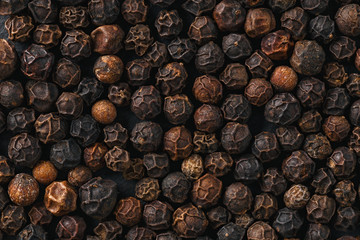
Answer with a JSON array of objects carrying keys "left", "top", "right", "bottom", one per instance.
[
  {"left": 213, "top": 0, "right": 246, "bottom": 32},
  {"left": 284, "top": 184, "right": 310, "bottom": 209},
  {"left": 28, "top": 202, "right": 53, "bottom": 225},
  {"left": 260, "top": 168, "right": 287, "bottom": 196},
  {"left": 52, "top": 58, "right": 81, "bottom": 89},
  {"left": 104, "top": 146, "right": 131, "bottom": 172},
  {"left": 164, "top": 94, "right": 194, "bottom": 125},
  {"left": 5, "top": 15, "right": 34, "bottom": 42},
  {"left": 60, "top": 29, "right": 92, "bottom": 60},
  {"left": 33, "top": 24, "right": 62, "bottom": 49},
  {"left": 333, "top": 180, "right": 357, "bottom": 207},
  {"left": 114, "top": 197, "right": 142, "bottom": 227},
  {"left": 245, "top": 8, "right": 276, "bottom": 38},
  {"left": 252, "top": 131, "right": 280, "bottom": 163},
  {"left": 261, "top": 30, "right": 293, "bottom": 60},
  {"left": 252, "top": 193, "right": 278, "bottom": 220},
  {"left": 56, "top": 215, "right": 86, "bottom": 240},
  {"left": 91, "top": 100, "right": 117, "bottom": 125},
  {"left": 68, "top": 165, "right": 92, "bottom": 187},
  {"left": 220, "top": 63, "right": 249, "bottom": 90},
  {"left": 8, "top": 173, "right": 39, "bottom": 206},
  {"left": 245, "top": 78, "right": 273, "bottom": 106},
  {"left": 84, "top": 143, "right": 108, "bottom": 172},
  {"left": 94, "top": 220, "right": 122, "bottom": 240},
  {"left": 143, "top": 153, "right": 169, "bottom": 179},
  {"left": 143, "top": 200, "right": 172, "bottom": 230},
  {"left": 0, "top": 39, "right": 17, "bottom": 81},
  {"left": 327, "top": 146, "right": 357, "bottom": 179},
  {"left": 125, "top": 24, "right": 153, "bottom": 56},
  {"left": 156, "top": 62, "right": 188, "bottom": 96},
  {"left": 247, "top": 221, "right": 278, "bottom": 240},
  {"left": 135, "top": 177, "right": 160, "bottom": 202},
  {"left": 121, "top": 0, "right": 148, "bottom": 25},
  {"left": 123, "top": 158, "right": 145, "bottom": 180},
  {"left": 91, "top": 25, "right": 124, "bottom": 55},
  {"left": 0, "top": 205, "right": 27, "bottom": 236},
  {"left": 311, "top": 168, "right": 336, "bottom": 195},
  {"left": 221, "top": 122, "right": 252, "bottom": 154},
  {"left": 194, "top": 104, "right": 223, "bottom": 133},
  {"left": 323, "top": 115, "right": 350, "bottom": 142},
  {"left": 44, "top": 181, "right": 77, "bottom": 216},
  {"left": 323, "top": 62, "right": 348, "bottom": 87},
  {"left": 59, "top": 6, "right": 89, "bottom": 29},
  {"left": 0, "top": 157, "right": 14, "bottom": 184},
  {"left": 306, "top": 194, "right": 336, "bottom": 223},
  {"left": 204, "top": 152, "right": 233, "bottom": 177},
  {"left": 223, "top": 182, "right": 253, "bottom": 215},
  {"left": 191, "top": 173, "right": 222, "bottom": 209},
  {"left": 164, "top": 126, "right": 193, "bottom": 161},
  {"left": 193, "top": 75, "right": 223, "bottom": 104},
  {"left": 282, "top": 150, "right": 315, "bottom": 183},
  {"left": 131, "top": 85, "right": 162, "bottom": 120},
  {"left": 32, "top": 161, "right": 58, "bottom": 185},
  {"left": 188, "top": 16, "right": 218, "bottom": 45},
  {"left": 303, "top": 133, "right": 332, "bottom": 160},
  {"left": 335, "top": 4, "right": 360, "bottom": 37},
  {"left": 193, "top": 131, "right": 219, "bottom": 154},
  {"left": 181, "top": 154, "right": 204, "bottom": 180},
  {"left": 94, "top": 55, "right": 123, "bottom": 84},
  {"left": 270, "top": 66, "right": 298, "bottom": 92}
]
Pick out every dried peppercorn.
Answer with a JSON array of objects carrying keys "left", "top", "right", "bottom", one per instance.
[
  {"left": 193, "top": 75, "right": 222, "bottom": 104},
  {"left": 217, "top": 222, "right": 245, "bottom": 240},
  {"left": 213, "top": 0, "right": 246, "bottom": 32},
  {"left": 323, "top": 115, "right": 350, "bottom": 142},
  {"left": 114, "top": 197, "right": 142, "bottom": 227},
  {"left": 0, "top": 39, "right": 17, "bottom": 81},
  {"left": 125, "top": 24, "right": 153, "bottom": 56},
  {"left": 349, "top": 126, "right": 360, "bottom": 156},
  {"left": 350, "top": 100, "right": 360, "bottom": 126},
  {"left": 309, "top": 15, "right": 335, "bottom": 43},
  {"left": 281, "top": 7, "right": 309, "bottom": 40},
  {"left": 347, "top": 73, "right": 360, "bottom": 97},
  {"left": 143, "top": 200, "right": 172, "bottom": 230},
  {"left": 275, "top": 126, "right": 304, "bottom": 152},
  {"left": 193, "top": 131, "right": 219, "bottom": 154},
  {"left": 88, "top": 0, "right": 120, "bottom": 26},
  {"left": 163, "top": 94, "right": 193, "bottom": 125},
  {"left": 91, "top": 25, "right": 124, "bottom": 55},
  {"left": 260, "top": 168, "right": 287, "bottom": 196},
  {"left": 311, "top": 167, "right": 336, "bottom": 194},
  {"left": 34, "top": 113, "right": 67, "bottom": 144},
  {"left": 91, "top": 100, "right": 117, "bottom": 125},
  {"left": 334, "top": 206, "right": 360, "bottom": 231},
  {"left": 355, "top": 50, "right": 360, "bottom": 72},
  {"left": 191, "top": 173, "right": 222, "bottom": 208},
  {"left": 261, "top": 30, "right": 293, "bottom": 61},
  {"left": 327, "top": 146, "right": 356, "bottom": 179},
  {"left": 56, "top": 215, "right": 86, "bottom": 240},
  {"left": 17, "top": 224, "right": 47, "bottom": 240},
  {"left": 235, "top": 213, "right": 254, "bottom": 229},
  {"left": 168, "top": 38, "right": 196, "bottom": 63},
  {"left": 283, "top": 184, "right": 310, "bottom": 209},
  {"left": 50, "top": 138, "right": 81, "bottom": 170},
  {"left": 94, "top": 55, "right": 123, "bottom": 84},
  {"left": 265, "top": 93, "right": 301, "bottom": 125},
  {"left": 269, "top": 0, "right": 296, "bottom": 13},
  {"left": 155, "top": 10, "right": 183, "bottom": 39},
  {"left": 28, "top": 202, "right": 52, "bottom": 226},
  {"left": 222, "top": 33, "right": 252, "bottom": 61},
  {"left": 156, "top": 62, "right": 188, "bottom": 96},
  {"left": 121, "top": 0, "right": 148, "bottom": 25},
  {"left": 21, "top": 44, "right": 54, "bottom": 81},
  {"left": 301, "top": 0, "right": 328, "bottom": 14},
  {"left": 245, "top": 78, "right": 273, "bottom": 107},
  {"left": 306, "top": 194, "right": 336, "bottom": 223},
  {"left": 252, "top": 193, "right": 277, "bottom": 220},
  {"left": 270, "top": 66, "right": 298, "bottom": 92},
  {"left": 329, "top": 36, "right": 356, "bottom": 61},
  {"left": 195, "top": 41, "right": 224, "bottom": 74},
  {"left": 8, "top": 133, "right": 41, "bottom": 168},
  {"left": 44, "top": 181, "right": 77, "bottom": 216},
  {"left": 194, "top": 104, "right": 223, "bottom": 133},
  {"left": 0, "top": 156, "right": 15, "bottom": 184},
  {"left": 126, "top": 226, "right": 156, "bottom": 240},
  {"left": 221, "top": 122, "right": 252, "bottom": 154},
  {"left": 123, "top": 158, "right": 145, "bottom": 180},
  {"left": 272, "top": 208, "right": 303, "bottom": 238},
  {"left": 335, "top": 4, "right": 360, "bottom": 37},
  {"left": 125, "top": 59, "right": 151, "bottom": 87},
  {"left": 204, "top": 152, "right": 233, "bottom": 177},
  {"left": 33, "top": 24, "right": 62, "bottom": 49},
  {"left": 296, "top": 77, "right": 325, "bottom": 109},
  {"left": 188, "top": 16, "right": 217, "bottom": 45},
  {"left": 245, "top": 8, "right": 276, "bottom": 38},
  {"left": 53, "top": 58, "right": 81, "bottom": 89},
  {"left": 5, "top": 15, "right": 34, "bottom": 42},
  {"left": 182, "top": 0, "right": 215, "bottom": 16},
  {"left": 70, "top": 114, "right": 100, "bottom": 147},
  {"left": 247, "top": 221, "right": 277, "bottom": 240},
  {"left": 7, "top": 107, "right": 35, "bottom": 133},
  {"left": 207, "top": 206, "right": 231, "bottom": 230},
  {"left": 290, "top": 40, "right": 325, "bottom": 76},
  {"left": 303, "top": 133, "right": 332, "bottom": 160},
  {"left": 76, "top": 78, "right": 104, "bottom": 106},
  {"left": 103, "top": 123, "right": 128, "bottom": 149},
  {"left": 108, "top": 83, "right": 132, "bottom": 107},
  {"left": 245, "top": 50, "right": 274, "bottom": 78},
  {"left": 305, "top": 223, "right": 330, "bottom": 240},
  {"left": 32, "top": 161, "right": 58, "bottom": 185},
  {"left": 0, "top": 186, "right": 9, "bottom": 211},
  {"left": 143, "top": 153, "right": 169, "bottom": 178},
  {"left": 172, "top": 204, "right": 208, "bottom": 238},
  {"left": 223, "top": 182, "right": 253, "bottom": 215},
  {"left": 162, "top": 172, "right": 190, "bottom": 203},
  {"left": 26, "top": 80, "right": 58, "bottom": 112},
  {"left": 131, "top": 85, "right": 162, "bottom": 120},
  {"left": 234, "top": 154, "right": 263, "bottom": 182},
  {"left": 135, "top": 177, "right": 160, "bottom": 202},
  {"left": 220, "top": 63, "right": 249, "bottom": 90},
  {"left": 333, "top": 180, "right": 356, "bottom": 207},
  {"left": 59, "top": 6, "right": 89, "bottom": 29},
  {"left": 181, "top": 154, "right": 203, "bottom": 180},
  {"left": 130, "top": 121, "right": 163, "bottom": 153},
  {"left": 0, "top": 0, "right": 28, "bottom": 15},
  {"left": 56, "top": 92, "right": 83, "bottom": 119},
  {"left": 80, "top": 177, "right": 118, "bottom": 220},
  {"left": 83, "top": 143, "right": 107, "bottom": 172},
  {"left": 68, "top": 165, "right": 92, "bottom": 187},
  {"left": 221, "top": 94, "right": 251, "bottom": 123},
  {"left": 282, "top": 150, "right": 315, "bottom": 183},
  {"left": 8, "top": 173, "right": 39, "bottom": 206},
  {"left": 104, "top": 146, "right": 130, "bottom": 172},
  {"left": 298, "top": 110, "right": 322, "bottom": 133},
  {"left": 252, "top": 132, "right": 280, "bottom": 163},
  {"left": 93, "top": 220, "right": 122, "bottom": 240},
  {"left": 0, "top": 205, "right": 27, "bottom": 236},
  {"left": 28, "top": 0, "right": 58, "bottom": 24},
  {"left": 60, "top": 30, "right": 92, "bottom": 60},
  {"left": 323, "top": 88, "right": 350, "bottom": 116},
  {"left": 164, "top": 126, "right": 193, "bottom": 161}
]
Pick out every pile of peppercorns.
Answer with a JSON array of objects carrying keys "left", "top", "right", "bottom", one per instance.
[{"left": 1, "top": 0, "right": 360, "bottom": 239}]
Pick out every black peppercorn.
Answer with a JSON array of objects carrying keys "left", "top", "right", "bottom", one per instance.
[
  {"left": 296, "top": 77, "right": 326, "bottom": 109},
  {"left": 59, "top": 6, "right": 89, "bottom": 29},
  {"left": 70, "top": 114, "right": 100, "bottom": 147},
  {"left": 282, "top": 150, "right": 315, "bottom": 183},
  {"left": 56, "top": 92, "right": 83, "bottom": 119},
  {"left": 28, "top": 0, "right": 58, "bottom": 24},
  {"left": 221, "top": 122, "right": 252, "bottom": 154},
  {"left": 252, "top": 193, "right": 278, "bottom": 220},
  {"left": 329, "top": 36, "right": 356, "bottom": 61},
  {"left": 17, "top": 224, "right": 47, "bottom": 240},
  {"left": 0, "top": 39, "right": 17, "bottom": 81},
  {"left": 143, "top": 200, "right": 172, "bottom": 230},
  {"left": 26, "top": 80, "right": 58, "bottom": 112},
  {"left": 334, "top": 206, "right": 360, "bottom": 231},
  {"left": 265, "top": 93, "right": 301, "bottom": 125},
  {"left": 204, "top": 152, "right": 233, "bottom": 177},
  {"left": 83, "top": 143, "right": 107, "bottom": 172},
  {"left": 130, "top": 121, "right": 163, "bottom": 153},
  {"left": 346, "top": 73, "right": 360, "bottom": 97},
  {"left": 93, "top": 220, "right": 122, "bottom": 240},
  {"left": 121, "top": 0, "right": 148, "bottom": 25},
  {"left": 308, "top": 15, "right": 335, "bottom": 43},
  {"left": 34, "top": 113, "right": 67, "bottom": 144},
  {"left": 144, "top": 41, "right": 169, "bottom": 68},
  {"left": 281, "top": 7, "right": 309, "bottom": 40},
  {"left": 155, "top": 10, "right": 183, "bottom": 39},
  {"left": 126, "top": 226, "right": 156, "bottom": 240},
  {"left": 327, "top": 146, "right": 356, "bottom": 179},
  {"left": 114, "top": 197, "right": 142, "bottom": 227},
  {"left": 125, "top": 59, "right": 151, "bottom": 87},
  {"left": 252, "top": 132, "right": 280, "bottom": 163},
  {"left": 0, "top": 0, "right": 29, "bottom": 15},
  {"left": 195, "top": 41, "right": 224, "bottom": 74},
  {"left": 104, "top": 146, "right": 130, "bottom": 172},
  {"left": 103, "top": 123, "right": 128, "bottom": 148},
  {"left": 323, "top": 87, "right": 350, "bottom": 115},
  {"left": 261, "top": 30, "right": 293, "bottom": 61},
  {"left": 335, "top": 4, "right": 360, "bottom": 37},
  {"left": 193, "top": 131, "right": 219, "bottom": 154},
  {"left": 162, "top": 172, "right": 190, "bottom": 203},
  {"left": 50, "top": 138, "right": 81, "bottom": 170},
  {"left": 223, "top": 182, "right": 253, "bottom": 215},
  {"left": 234, "top": 154, "right": 263, "bottom": 181},
  {"left": 143, "top": 153, "right": 169, "bottom": 179},
  {"left": 217, "top": 222, "right": 245, "bottom": 240},
  {"left": 194, "top": 104, "right": 223, "bottom": 133},
  {"left": 306, "top": 194, "right": 336, "bottom": 224},
  {"left": 168, "top": 38, "right": 197, "bottom": 63},
  {"left": 188, "top": 16, "right": 218, "bottom": 45},
  {"left": 33, "top": 24, "right": 62, "bottom": 49},
  {"left": 333, "top": 180, "right": 357, "bottom": 207},
  {"left": 60, "top": 30, "right": 92, "bottom": 60},
  {"left": 76, "top": 77, "right": 104, "bottom": 106},
  {"left": 135, "top": 177, "right": 160, "bottom": 201},
  {"left": 108, "top": 82, "right": 132, "bottom": 107},
  {"left": 191, "top": 173, "right": 222, "bottom": 208},
  {"left": 125, "top": 24, "right": 153, "bottom": 56},
  {"left": 298, "top": 110, "right": 322, "bottom": 133},
  {"left": 311, "top": 167, "right": 336, "bottom": 194},
  {"left": 244, "top": 8, "right": 276, "bottom": 38},
  {"left": 245, "top": 50, "right": 274, "bottom": 78},
  {"left": 0, "top": 80, "right": 24, "bottom": 109},
  {"left": 156, "top": 62, "right": 188, "bottom": 96},
  {"left": 213, "top": 0, "right": 246, "bottom": 32},
  {"left": 163, "top": 94, "right": 193, "bottom": 125},
  {"left": 53, "top": 58, "right": 81, "bottom": 89},
  {"left": 182, "top": 0, "right": 215, "bottom": 16},
  {"left": 272, "top": 208, "right": 303, "bottom": 238},
  {"left": 323, "top": 115, "right": 350, "bottom": 142},
  {"left": 5, "top": 15, "right": 34, "bottom": 42},
  {"left": 349, "top": 126, "right": 360, "bottom": 156},
  {"left": 275, "top": 126, "right": 304, "bottom": 152},
  {"left": 88, "top": 0, "right": 120, "bottom": 26},
  {"left": 305, "top": 223, "right": 330, "bottom": 240},
  {"left": 56, "top": 215, "right": 86, "bottom": 240},
  {"left": 260, "top": 168, "right": 287, "bottom": 196},
  {"left": 0, "top": 205, "right": 27, "bottom": 236},
  {"left": 283, "top": 184, "right": 310, "bottom": 210},
  {"left": 8, "top": 133, "right": 41, "bottom": 168},
  {"left": 247, "top": 221, "right": 277, "bottom": 240},
  {"left": 0, "top": 156, "right": 15, "bottom": 184},
  {"left": 131, "top": 85, "right": 162, "bottom": 120},
  {"left": 303, "top": 133, "right": 332, "bottom": 160},
  {"left": 301, "top": 0, "right": 328, "bottom": 14}
]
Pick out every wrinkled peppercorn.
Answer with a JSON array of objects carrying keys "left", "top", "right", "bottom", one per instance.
[
  {"left": 131, "top": 85, "right": 162, "bottom": 120},
  {"left": 17, "top": 224, "right": 47, "bottom": 240},
  {"left": 247, "top": 221, "right": 277, "bottom": 240},
  {"left": 164, "top": 126, "right": 193, "bottom": 161},
  {"left": 270, "top": 66, "right": 298, "bottom": 92},
  {"left": 334, "top": 206, "right": 360, "bottom": 231},
  {"left": 217, "top": 222, "right": 246, "bottom": 240},
  {"left": 125, "top": 24, "right": 153, "bottom": 56},
  {"left": 76, "top": 78, "right": 104, "bottom": 106},
  {"left": 223, "top": 182, "right": 253, "bottom": 215},
  {"left": 327, "top": 146, "right": 356, "bottom": 179},
  {"left": 104, "top": 146, "right": 130, "bottom": 172},
  {"left": 0, "top": 156, "right": 15, "bottom": 184},
  {"left": 56, "top": 92, "right": 83, "bottom": 119},
  {"left": 143, "top": 153, "right": 169, "bottom": 178},
  {"left": 188, "top": 16, "right": 217, "bottom": 45},
  {"left": 0, "top": 186, "right": 9, "bottom": 211},
  {"left": 156, "top": 62, "right": 188, "bottom": 96},
  {"left": 163, "top": 94, "right": 193, "bottom": 125},
  {"left": 335, "top": 4, "right": 360, "bottom": 37},
  {"left": 283, "top": 184, "right": 310, "bottom": 209},
  {"left": 204, "top": 152, "right": 233, "bottom": 177},
  {"left": 68, "top": 165, "right": 92, "bottom": 187},
  {"left": 207, "top": 206, "right": 231, "bottom": 230},
  {"left": 306, "top": 194, "right": 336, "bottom": 223},
  {"left": 123, "top": 158, "right": 145, "bottom": 180},
  {"left": 155, "top": 10, "right": 182, "bottom": 39},
  {"left": 261, "top": 30, "right": 293, "bottom": 61},
  {"left": 8, "top": 173, "right": 39, "bottom": 206},
  {"left": 222, "top": 94, "right": 251, "bottom": 123},
  {"left": 61, "top": 30, "right": 92, "bottom": 60},
  {"left": 323, "top": 88, "right": 350, "bottom": 116},
  {"left": 235, "top": 213, "right": 254, "bottom": 229},
  {"left": 298, "top": 110, "right": 322, "bottom": 133},
  {"left": 245, "top": 8, "right": 276, "bottom": 38},
  {"left": 272, "top": 208, "right": 303, "bottom": 238},
  {"left": 329, "top": 36, "right": 356, "bottom": 61},
  {"left": 26, "top": 80, "right": 58, "bottom": 112},
  {"left": 333, "top": 180, "right": 356, "bottom": 207},
  {"left": 282, "top": 150, "right": 315, "bottom": 183},
  {"left": 252, "top": 132, "right": 280, "bottom": 163},
  {"left": 281, "top": 7, "right": 309, "bottom": 40},
  {"left": 70, "top": 114, "right": 100, "bottom": 147},
  {"left": 213, "top": 0, "right": 246, "bottom": 32},
  {"left": 135, "top": 177, "right": 160, "bottom": 202},
  {"left": 94, "top": 220, "right": 122, "bottom": 240},
  {"left": 53, "top": 58, "right": 81, "bottom": 89},
  {"left": 5, "top": 15, "right": 34, "bottom": 42},
  {"left": 44, "top": 181, "right": 77, "bottom": 216},
  {"left": 222, "top": 33, "right": 252, "bottom": 61},
  {"left": 32, "top": 161, "right": 57, "bottom": 185},
  {"left": 252, "top": 193, "right": 278, "bottom": 220},
  {"left": 33, "top": 24, "right": 62, "bottom": 49},
  {"left": 144, "top": 41, "right": 169, "bottom": 68},
  {"left": 276, "top": 126, "right": 304, "bottom": 152},
  {"left": 0, "top": 205, "right": 27, "bottom": 236},
  {"left": 59, "top": 6, "right": 89, "bottom": 29},
  {"left": 194, "top": 104, "right": 223, "bottom": 133},
  {"left": 234, "top": 154, "right": 263, "bottom": 181},
  {"left": 28, "top": 0, "right": 57, "bottom": 24},
  {"left": 195, "top": 41, "right": 224, "bottom": 74},
  {"left": 305, "top": 223, "right": 330, "bottom": 240},
  {"left": 162, "top": 172, "right": 190, "bottom": 203},
  {"left": 349, "top": 126, "right": 360, "bottom": 156},
  {"left": 126, "top": 226, "right": 156, "bottom": 240},
  {"left": 181, "top": 154, "right": 203, "bottom": 180},
  {"left": 220, "top": 64, "right": 248, "bottom": 90},
  {"left": 346, "top": 73, "right": 360, "bottom": 97},
  {"left": 108, "top": 83, "right": 132, "bottom": 107},
  {"left": 265, "top": 93, "right": 301, "bottom": 125},
  {"left": 83, "top": 143, "right": 107, "bottom": 172},
  {"left": 50, "top": 138, "right": 81, "bottom": 170},
  {"left": 0, "top": 80, "right": 23, "bottom": 109},
  {"left": 221, "top": 122, "right": 252, "bottom": 154},
  {"left": 311, "top": 167, "right": 336, "bottom": 195},
  {"left": 88, "top": 0, "right": 120, "bottom": 26},
  {"left": 193, "top": 131, "right": 219, "bottom": 154},
  {"left": 168, "top": 38, "right": 196, "bottom": 63},
  {"left": 323, "top": 115, "right": 350, "bottom": 142},
  {"left": 56, "top": 215, "right": 86, "bottom": 240},
  {"left": 296, "top": 77, "right": 326, "bottom": 109},
  {"left": 0, "top": 39, "right": 17, "bottom": 81},
  {"left": 309, "top": 15, "right": 335, "bottom": 43},
  {"left": 126, "top": 59, "right": 151, "bottom": 87},
  {"left": 7, "top": 107, "right": 35, "bottom": 133},
  {"left": 193, "top": 75, "right": 223, "bottom": 104},
  {"left": 8, "top": 133, "right": 41, "bottom": 168},
  {"left": 130, "top": 121, "right": 163, "bottom": 153},
  {"left": 91, "top": 25, "right": 124, "bottom": 55},
  {"left": 28, "top": 203, "right": 52, "bottom": 226},
  {"left": 114, "top": 197, "right": 142, "bottom": 227},
  {"left": 143, "top": 200, "right": 172, "bottom": 230},
  {"left": 245, "top": 78, "right": 273, "bottom": 106},
  {"left": 260, "top": 168, "right": 287, "bottom": 196},
  {"left": 303, "top": 133, "right": 332, "bottom": 160},
  {"left": 34, "top": 113, "right": 67, "bottom": 144},
  {"left": 245, "top": 50, "right": 274, "bottom": 78},
  {"left": 121, "top": 0, "right": 148, "bottom": 25},
  {"left": 191, "top": 173, "right": 222, "bottom": 208}
]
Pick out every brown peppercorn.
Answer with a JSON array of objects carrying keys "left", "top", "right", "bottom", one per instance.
[
  {"left": 346, "top": 73, "right": 360, "bottom": 97},
  {"left": 125, "top": 24, "right": 153, "bottom": 56},
  {"left": 68, "top": 165, "right": 92, "bottom": 187},
  {"left": 104, "top": 146, "right": 130, "bottom": 172},
  {"left": 221, "top": 122, "right": 252, "bottom": 154},
  {"left": 59, "top": 6, "right": 89, "bottom": 29},
  {"left": 5, "top": 15, "right": 34, "bottom": 42},
  {"left": 246, "top": 50, "right": 274, "bottom": 78},
  {"left": 276, "top": 126, "right": 304, "bottom": 152},
  {"left": 44, "top": 181, "right": 77, "bottom": 216},
  {"left": 283, "top": 184, "right": 310, "bottom": 210},
  {"left": 21, "top": 44, "right": 54, "bottom": 81},
  {"left": 222, "top": 33, "right": 252, "bottom": 61},
  {"left": 207, "top": 206, "right": 231, "bottom": 230},
  {"left": 261, "top": 30, "right": 293, "bottom": 60},
  {"left": 333, "top": 180, "right": 356, "bottom": 207},
  {"left": 213, "top": 0, "right": 246, "bottom": 32},
  {"left": 0, "top": 39, "right": 17, "bottom": 81},
  {"left": 84, "top": 143, "right": 108, "bottom": 172},
  {"left": 296, "top": 77, "right": 326, "bottom": 109},
  {"left": 193, "top": 131, "right": 219, "bottom": 154},
  {"left": 56, "top": 215, "right": 86, "bottom": 240},
  {"left": 195, "top": 41, "right": 224, "bottom": 74},
  {"left": 272, "top": 207, "right": 303, "bottom": 238},
  {"left": 245, "top": 8, "right": 276, "bottom": 38},
  {"left": 144, "top": 41, "right": 169, "bottom": 68},
  {"left": 28, "top": 0, "right": 57, "bottom": 24},
  {"left": 162, "top": 172, "right": 191, "bottom": 204},
  {"left": 194, "top": 104, "right": 223, "bottom": 133},
  {"left": 0, "top": 0, "right": 28, "bottom": 15},
  {"left": 26, "top": 80, "right": 59, "bottom": 112},
  {"left": 91, "top": 100, "right": 117, "bottom": 125},
  {"left": 260, "top": 168, "right": 287, "bottom": 196},
  {"left": 245, "top": 78, "right": 273, "bottom": 106},
  {"left": 33, "top": 24, "right": 62, "bottom": 49},
  {"left": 0, "top": 205, "right": 27, "bottom": 236},
  {"left": 191, "top": 173, "right": 222, "bottom": 209},
  {"left": 235, "top": 213, "right": 254, "bottom": 229},
  {"left": 56, "top": 92, "right": 83, "bottom": 120},
  {"left": 8, "top": 133, "right": 41, "bottom": 168},
  {"left": 108, "top": 82, "right": 132, "bottom": 107},
  {"left": 172, "top": 204, "right": 208, "bottom": 238},
  {"left": 234, "top": 154, "right": 263, "bottom": 182},
  {"left": 282, "top": 150, "right": 315, "bottom": 183},
  {"left": 143, "top": 153, "right": 169, "bottom": 179},
  {"left": 303, "top": 133, "right": 332, "bottom": 160},
  {"left": 91, "top": 25, "right": 124, "bottom": 55},
  {"left": 327, "top": 146, "right": 357, "bottom": 179},
  {"left": 182, "top": 0, "right": 215, "bottom": 16},
  {"left": 323, "top": 88, "right": 350, "bottom": 116},
  {"left": 121, "top": 0, "right": 147, "bottom": 25},
  {"left": 28, "top": 202, "right": 53, "bottom": 225},
  {"left": 168, "top": 37, "right": 197, "bottom": 63},
  {"left": 60, "top": 29, "right": 92, "bottom": 60},
  {"left": 329, "top": 36, "right": 356, "bottom": 61},
  {"left": 252, "top": 193, "right": 278, "bottom": 220},
  {"left": 8, "top": 173, "right": 39, "bottom": 206},
  {"left": 88, "top": 0, "right": 120, "bottom": 26},
  {"left": 355, "top": 49, "right": 360, "bottom": 72},
  {"left": 126, "top": 226, "right": 156, "bottom": 240},
  {"left": 156, "top": 62, "right": 188, "bottom": 96},
  {"left": 181, "top": 154, "right": 203, "bottom": 180},
  {"left": 188, "top": 16, "right": 218, "bottom": 45},
  {"left": 123, "top": 158, "right": 145, "bottom": 180},
  {"left": 323, "top": 115, "right": 350, "bottom": 142},
  {"left": 334, "top": 206, "right": 360, "bottom": 232},
  {"left": 305, "top": 223, "right": 330, "bottom": 240},
  {"left": 223, "top": 182, "right": 253, "bottom": 215},
  {"left": 34, "top": 113, "right": 67, "bottom": 144},
  {"left": 114, "top": 197, "right": 142, "bottom": 227},
  {"left": 335, "top": 4, "right": 360, "bottom": 37},
  {"left": 204, "top": 152, "right": 233, "bottom": 177},
  {"left": 52, "top": 58, "right": 81, "bottom": 89},
  {"left": 220, "top": 63, "right": 248, "bottom": 90},
  {"left": 298, "top": 110, "right": 322, "bottom": 133},
  {"left": 94, "top": 55, "right": 123, "bottom": 84},
  {"left": 155, "top": 9, "right": 183, "bottom": 39},
  {"left": 135, "top": 177, "right": 160, "bottom": 202},
  {"left": 164, "top": 126, "right": 193, "bottom": 161},
  {"left": 247, "top": 221, "right": 278, "bottom": 240},
  {"left": 103, "top": 123, "right": 128, "bottom": 149},
  {"left": 265, "top": 93, "right": 301, "bottom": 125},
  {"left": 163, "top": 94, "right": 194, "bottom": 125},
  {"left": 125, "top": 59, "right": 151, "bottom": 87},
  {"left": 0, "top": 156, "right": 14, "bottom": 184},
  {"left": 281, "top": 7, "right": 308, "bottom": 40},
  {"left": 193, "top": 75, "right": 223, "bottom": 104},
  {"left": 130, "top": 121, "right": 163, "bottom": 153},
  {"left": 311, "top": 168, "right": 336, "bottom": 195},
  {"left": 270, "top": 66, "right": 298, "bottom": 92},
  {"left": 252, "top": 131, "right": 280, "bottom": 163},
  {"left": 306, "top": 194, "right": 336, "bottom": 223},
  {"left": 0, "top": 80, "right": 24, "bottom": 109},
  {"left": 131, "top": 85, "right": 162, "bottom": 120},
  {"left": 323, "top": 62, "right": 348, "bottom": 87},
  {"left": 349, "top": 126, "right": 360, "bottom": 156},
  {"left": 143, "top": 200, "right": 172, "bottom": 230},
  {"left": 32, "top": 161, "right": 58, "bottom": 185}
]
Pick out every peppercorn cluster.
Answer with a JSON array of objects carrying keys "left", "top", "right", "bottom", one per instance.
[{"left": 0, "top": 0, "right": 360, "bottom": 239}]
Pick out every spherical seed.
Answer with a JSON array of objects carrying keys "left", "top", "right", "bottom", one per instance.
[
  {"left": 91, "top": 100, "right": 117, "bottom": 125},
  {"left": 270, "top": 66, "right": 298, "bottom": 92},
  {"left": 8, "top": 173, "right": 39, "bottom": 206},
  {"left": 32, "top": 161, "right": 58, "bottom": 185}
]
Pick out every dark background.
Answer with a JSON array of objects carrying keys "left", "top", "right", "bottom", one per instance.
[{"left": 1, "top": 0, "right": 360, "bottom": 239}]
